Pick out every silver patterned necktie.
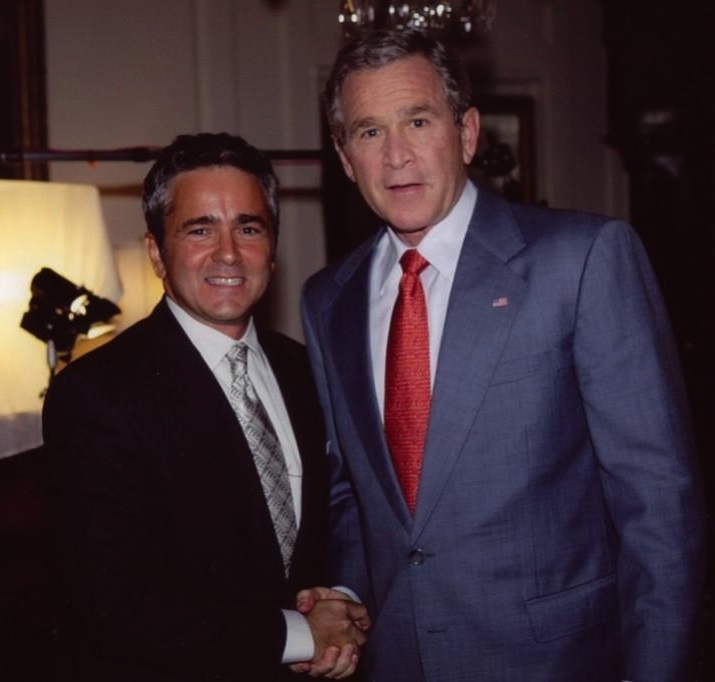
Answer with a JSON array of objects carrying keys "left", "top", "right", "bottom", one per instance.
[{"left": 226, "top": 343, "right": 297, "bottom": 575}]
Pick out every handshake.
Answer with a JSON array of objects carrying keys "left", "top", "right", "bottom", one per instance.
[{"left": 290, "top": 587, "right": 371, "bottom": 679}]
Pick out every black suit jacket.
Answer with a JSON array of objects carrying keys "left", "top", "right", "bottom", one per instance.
[{"left": 42, "top": 299, "right": 328, "bottom": 681}]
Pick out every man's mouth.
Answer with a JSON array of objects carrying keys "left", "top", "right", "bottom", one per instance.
[
  {"left": 388, "top": 182, "right": 422, "bottom": 192},
  {"left": 206, "top": 276, "right": 245, "bottom": 286}
]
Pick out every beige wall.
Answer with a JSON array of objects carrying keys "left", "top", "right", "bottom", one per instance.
[{"left": 44, "top": 0, "right": 627, "bottom": 340}]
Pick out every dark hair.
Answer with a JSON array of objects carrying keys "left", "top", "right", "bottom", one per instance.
[
  {"left": 323, "top": 29, "right": 472, "bottom": 146},
  {"left": 142, "top": 132, "right": 280, "bottom": 251}
]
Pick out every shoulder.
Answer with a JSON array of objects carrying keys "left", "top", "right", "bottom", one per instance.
[
  {"left": 258, "top": 328, "right": 306, "bottom": 358},
  {"left": 475, "top": 183, "right": 627, "bottom": 245},
  {"left": 303, "top": 232, "right": 380, "bottom": 302},
  {"left": 505, "top": 201, "right": 640, "bottom": 267},
  {"left": 257, "top": 329, "right": 312, "bottom": 378},
  {"left": 257, "top": 329, "right": 321, "bottom": 404},
  {"left": 45, "top": 301, "right": 179, "bottom": 403},
  {"left": 512, "top": 201, "right": 627, "bottom": 241},
  {"left": 468, "top": 189, "right": 648, "bottom": 294}
]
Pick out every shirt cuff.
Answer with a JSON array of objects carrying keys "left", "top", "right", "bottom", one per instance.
[
  {"left": 281, "top": 609, "right": 315, "bottom": 663},
  {"left": 332, "top": 585, "right": 361, "bottom": 603}
]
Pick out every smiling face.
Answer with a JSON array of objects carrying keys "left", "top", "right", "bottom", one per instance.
[
  {"left": 335, "top": 55, "right": 479, "bottom": 246},
  {"left": 146, "top": 165, "right": 275, "bottom": 339}
]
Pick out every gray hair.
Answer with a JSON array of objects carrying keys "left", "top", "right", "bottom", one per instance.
[
  {"left": 323, "top": 29, "right": 472, "bottom": 146},
  {"left": 142, "top": 132, "right": 280, "bottom": 253}
]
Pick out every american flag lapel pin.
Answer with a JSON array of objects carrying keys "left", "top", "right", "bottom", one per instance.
[{"left": 492, "top": 296, "right": 509, "bottom": 308}]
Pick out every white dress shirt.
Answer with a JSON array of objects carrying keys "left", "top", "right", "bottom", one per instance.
[
  {"left": 369, "top": 181, "right": 477, "bottom": 416},
  {"left": 165, "top": 298, "right": 313, "bottom": 662}
]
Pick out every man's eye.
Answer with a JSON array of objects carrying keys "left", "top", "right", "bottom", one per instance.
[
  {"left": 187, "top": 227, "right": 208, "bottom": 236},
  {"left": 412, "top": 118, "right": 427, "bottom": 128},
  {"left": 360, "top": 128, "right": 379, "bottom": 139}
]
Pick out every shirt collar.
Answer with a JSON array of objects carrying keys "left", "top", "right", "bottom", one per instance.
[
  {"left": 164, "top": 296, "right": 260, "bottom": 372},
  {"left": 376, "top": 180, "right": 477, "bottom": 291}
]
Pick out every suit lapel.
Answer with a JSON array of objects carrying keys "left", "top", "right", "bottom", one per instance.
[
  {"left": 145, "top": 301, "right": 248, "bottom": 466},
  {"left": 413, "top": 188, "right": 528, "bottom": 536},
  {"left": 321, "top": 188, "right": 529, "bottom": 532},
  {"left": 326, "top": 238, "right": 413, "bottom": 527},
  {"left": 145, "top": 301, "right": 286, "bottom": 577}
]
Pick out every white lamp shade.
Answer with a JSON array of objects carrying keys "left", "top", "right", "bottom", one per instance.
[{"left": 0, "top": 179, "right": 122, "bottom": 458}]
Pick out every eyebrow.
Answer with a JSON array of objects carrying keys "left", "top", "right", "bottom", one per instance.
[
  {"left": 236, "top": 213, "right": 268, "bottom": 226},
  {"left": 347, "top": 103, "right": 440, "bottom": 137},
  {"left": 347, "top": 116, "right": 380, "bottom": 138},
  {"left": 179, "top": 212, "right": 269, "bottom": 230},
  {"left": 403, "top": 103, "right": 438, "bottom": 117}
]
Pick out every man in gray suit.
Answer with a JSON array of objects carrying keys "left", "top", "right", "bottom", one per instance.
[{"left": 300, "top": 30, "right": 706, "bottom": 681}]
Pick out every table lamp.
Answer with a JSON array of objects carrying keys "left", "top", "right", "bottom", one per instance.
[{"left": 0, "top": 179, "right": 122, "bottom": 459}]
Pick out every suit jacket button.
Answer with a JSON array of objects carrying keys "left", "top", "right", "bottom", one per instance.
[{"left": 408, "top": 548, "right": 425, "bottom": 565}]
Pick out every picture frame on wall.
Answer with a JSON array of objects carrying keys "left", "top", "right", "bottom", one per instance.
[{"left": 470, "top": 94, "right": 536, "bottom": 204}]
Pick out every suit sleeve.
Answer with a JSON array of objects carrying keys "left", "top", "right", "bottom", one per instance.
[
  {"left": 42, "top": 364, "right": 288, "bottom": 680},
  {"left": 300, "top": 290, "right": 371, "bottom": 601},
  {"left": 573, "top": 220, "right": 707, "bottom": 680}
]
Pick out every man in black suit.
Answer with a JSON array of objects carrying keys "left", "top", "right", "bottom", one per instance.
[{"left": 42, "top": 133, "right": 368, "bottom": 681}]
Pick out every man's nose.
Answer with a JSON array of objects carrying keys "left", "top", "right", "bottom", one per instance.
[
  {"left": 214, "top": 230, "right": 240, "bottom": 263},
  {"left": 383, "top": 130, "right": 413, "bottom": 169}
]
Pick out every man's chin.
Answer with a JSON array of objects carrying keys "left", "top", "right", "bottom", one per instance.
[{"left": 389, "top": 223, "right": 431, "bottom": 245}]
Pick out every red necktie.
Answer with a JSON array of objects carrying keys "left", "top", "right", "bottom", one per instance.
[{"left": 384, "top": 249, "right": 431, "bottom": 515}]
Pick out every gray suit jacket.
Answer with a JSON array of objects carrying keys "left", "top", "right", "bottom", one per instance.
[{"left": 301, "top": 186, "right": 706, "bottom": 681}]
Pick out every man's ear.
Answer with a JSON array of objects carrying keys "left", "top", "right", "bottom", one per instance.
[
  {"left": 145, "top": 233, "right": 166, "bottom": 279},
  {"left": 460, "top": 107, "right": 480, "bottom": 165},
  {"left": 334, "top": 136, "right": 357, "bottom": 183}
]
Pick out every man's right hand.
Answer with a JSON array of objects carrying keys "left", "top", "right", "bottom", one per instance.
[
  {"left": 290, "top": 590, "right": 370, "bottom": 679},
  {"left": 306, "top": 598, "right": 369, "bottom": 678}
]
